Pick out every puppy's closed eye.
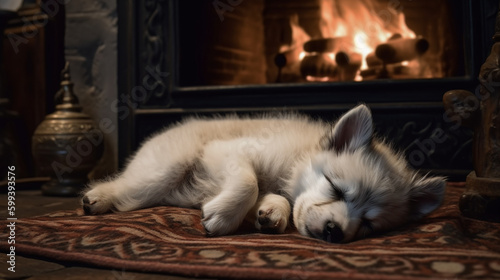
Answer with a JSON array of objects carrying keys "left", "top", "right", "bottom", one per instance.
[{"left": 324, "top": 174, "right": 345, "bottom": 201}]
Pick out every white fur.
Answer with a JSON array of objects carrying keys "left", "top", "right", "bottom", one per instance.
[{"left": 82, "top": 105, "right": 446, "bottom": 243}]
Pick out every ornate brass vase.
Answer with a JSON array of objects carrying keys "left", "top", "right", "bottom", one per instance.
[{"left": 32, "top": 63, "right": 103, "bottom": 196}]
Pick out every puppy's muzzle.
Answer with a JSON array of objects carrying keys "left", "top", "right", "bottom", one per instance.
[{"left": 323, "top": 222, "right": 344, "bottom": 243}]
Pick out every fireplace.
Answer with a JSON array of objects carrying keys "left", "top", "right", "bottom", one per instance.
[
  {"left": 117, "top": 0, "right": 498, "bottom": 180},
  {"left": 179, "top": 0, "right": 465, "bottom": 86}
]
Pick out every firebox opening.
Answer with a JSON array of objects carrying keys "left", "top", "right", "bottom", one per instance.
[{"left": 179, "top": 0, "right": 465, "bottom": 86}]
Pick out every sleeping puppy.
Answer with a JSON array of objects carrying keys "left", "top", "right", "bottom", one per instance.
[{"left": 82, "top": 104, "right": 445, "bottom": 243}]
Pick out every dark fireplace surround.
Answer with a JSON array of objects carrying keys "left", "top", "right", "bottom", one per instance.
[{"left": 117, "top": 0, "right": 499, "bottom": 180}]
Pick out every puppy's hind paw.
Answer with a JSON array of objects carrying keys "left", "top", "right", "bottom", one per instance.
[{"left": 82, "top": 195, "right": 94, "bottom": 215}]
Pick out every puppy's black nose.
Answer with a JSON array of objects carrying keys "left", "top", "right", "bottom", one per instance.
[{"left": 323, "top": 222, "right": 344, "bottom": 243}]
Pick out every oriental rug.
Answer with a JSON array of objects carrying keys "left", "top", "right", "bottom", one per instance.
[{"left": 1, "top": 184, "right": 500, "bottom": 279}]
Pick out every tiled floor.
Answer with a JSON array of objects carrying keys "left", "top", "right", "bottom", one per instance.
[{"left": 0, "top": 188, "right": 214, "bottom": 280}]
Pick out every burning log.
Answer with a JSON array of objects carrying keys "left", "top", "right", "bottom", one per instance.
[
  {"left": 335, "top": 52, "right": 362, "bottom": 67},
  {"left": 365, "top": 53, "right": 383, "bottom": 67},
  {"left": 303, "top": 37, "right": 349, "bottom": 53},
  {"left": 365, "top": 33, "right": 425, "bottom": 68},
  {"left": 300, "top": 54, "right": 337, "bottom": 79},
  {"left": 360, "top": 64, "right": 412, "bottom": 80},
  {"left": 335, "top": 52, "right": 362, "bottom": 81},
  {"left": 360, "top": 68, "right": 378, "bottom": 79},
  {"left": 375, "top": 37, "right": 429, "bottom": 64},
  {"left": 338, "top": 63, "right": 360, "bottom": 81},
  {"left": 274, "top": 48, "right": 303, "bottom": 83},
  {"left": 274, "top": 48, "right": 299, "bottom": 68}
]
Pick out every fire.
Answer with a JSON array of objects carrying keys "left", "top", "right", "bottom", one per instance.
[
  {"left": 319, "top": 0, "right": 416, "bottom": 71},
  {"left": 276, "top": 0, "right": 425, "bottom": 82},
  {"left": 299, "top": 51, "right": 307, "bottom": 61},
  {"left": 352, "top": 31, "right": 374, "bottom": 69}
]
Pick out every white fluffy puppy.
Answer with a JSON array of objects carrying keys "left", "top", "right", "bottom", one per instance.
[{"left": 82, "top": 105, "right": 445, "bottom": 243}]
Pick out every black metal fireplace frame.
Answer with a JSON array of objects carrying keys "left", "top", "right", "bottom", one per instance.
[{"left": 117, "top": 0, "right": 499, "bottom": 180}]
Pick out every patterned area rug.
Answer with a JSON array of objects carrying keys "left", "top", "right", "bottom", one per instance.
[{"left": 1, "top": 184, "right": 500, "bottom": 279}]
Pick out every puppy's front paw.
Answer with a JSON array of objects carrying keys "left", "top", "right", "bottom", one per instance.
[
  {"left": 254, "top": 194, "right": 291, "bottom": 234},
  {"left": 201, "top": 199, "right": 241, "bottom": 237},
  {"left": 256, "top": 207, "right": 288, "bottom": 234},
  {"left": 201, "top": 212, "right": 225, "bottom": 237},
  {"left": 81, "top": 187, "right": 114, "bottom": 215}
]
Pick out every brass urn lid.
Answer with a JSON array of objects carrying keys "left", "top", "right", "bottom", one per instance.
[
  {"left": 49, "top": 62, "right": 89, "bottom": 118},
  {"left": 34, "top": 62, "right": 94, "bottom": 135}
]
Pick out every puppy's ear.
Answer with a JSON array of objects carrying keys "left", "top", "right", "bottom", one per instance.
[
  {"left": 408, "top": 176, "right": 446, "bottom": 220},
  {"left": 323, "top": 104, "right": 373, "bottom": 153}
]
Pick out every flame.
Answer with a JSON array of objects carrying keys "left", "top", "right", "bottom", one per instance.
[
  {"left": 299, "top": 51, "right": 307, "bottom": 61},
  {"left": 281, "top": 0, "right": 420, "bottom": 82},
  {"left": 319, "top": 0, "right": 416, "bottom": 70},
  {"left": 352, "top": 31, "right": 373, "bottom": 69}
]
